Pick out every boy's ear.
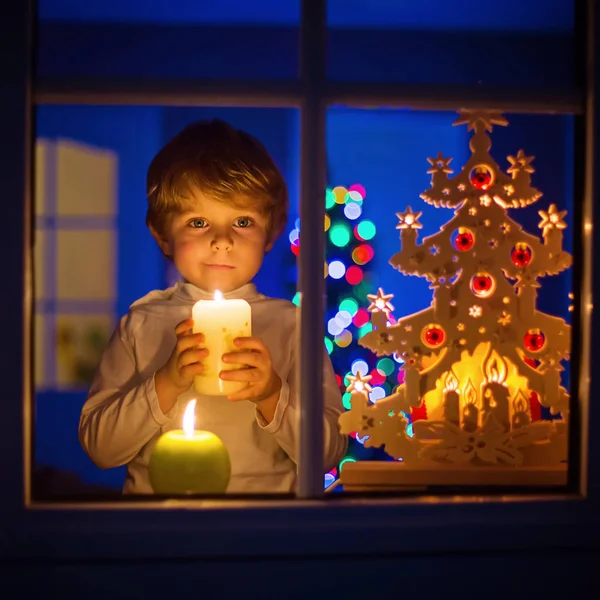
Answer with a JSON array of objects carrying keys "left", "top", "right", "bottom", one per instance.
[
  {"left": 149, "top": 224, "right": 171, "bottom": 257},
  {"left": 265, "top": 239, "right": 274, "bottom": 252}
]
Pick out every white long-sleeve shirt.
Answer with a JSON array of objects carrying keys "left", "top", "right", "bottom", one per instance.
[{"left": 79, "top": 281, "right": 347, "bottom": 494}]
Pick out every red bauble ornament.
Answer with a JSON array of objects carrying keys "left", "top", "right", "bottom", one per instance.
[
  {"left": 423, "top": 325, "right": 445, "bottom": 347},
  {"left": 453, "top": 228, "right": 474, "bottom": 251},
  {"left": 524, "top": 329, "right": 545, "bottom": 352},
  {"left": 511, "top": 243, "right": 532, "bottom": 267},
  {"left": 469, "top": 165, "right": 493, "bottom": 190},
  {"left": 471, "top": 273, "right": 494, "bottom": 297}
]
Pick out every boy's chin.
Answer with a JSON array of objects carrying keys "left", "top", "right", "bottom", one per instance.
[{"left": 189, "top": 276, "right": 243, "bottom": 294}]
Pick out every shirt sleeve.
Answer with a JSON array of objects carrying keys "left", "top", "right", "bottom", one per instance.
[
  {"left": 79, "top": 315, "right": 178, "bottom": 469},
  {"left": 256, "top": 346, "right": 348, "bottom": 473}
]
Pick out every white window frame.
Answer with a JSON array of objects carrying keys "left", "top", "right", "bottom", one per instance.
[{"left": 2, "top": 0, "right": 599, "bottom": 560}]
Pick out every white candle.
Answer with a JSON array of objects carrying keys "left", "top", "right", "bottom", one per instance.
[{"left": 192, "top": 290, "right": 251, "bottom": 396}]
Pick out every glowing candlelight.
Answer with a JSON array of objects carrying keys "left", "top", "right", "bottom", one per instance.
[
  {"left": 482, "top": 350, "right": 510, "bottom": 430},
  {"left": 192, "top": 289, "right": 251, "bottom": 396},
  {"left": 443, "top": 369, "right": 460, "bottom": 426},
  {"left": 148, "top": 400, "right": 231, "bottom": 495},
  {"left": 462, "top": 378, "right": 478, "bottom": 432}
]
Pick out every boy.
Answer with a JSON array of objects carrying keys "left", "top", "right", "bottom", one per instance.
[{"left": 79, "top": 119, "right": 347, "bottom": 494}]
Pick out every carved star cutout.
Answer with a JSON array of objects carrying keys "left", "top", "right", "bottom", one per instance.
[
  {"left": 469, "top": 305, "right": 482, "bottom": 318},
  {"left": 507, "top": 149, "right": 535, "bottom": 177},
  {"left": 453, "top": 111, "right": 509, "bottom": 132},
  {"left": 479, "top": 195, "right": 492, "bottom": 207},
  {"left": 367, "top": 288, "right": 395, "bottom": 314},
  {"left": 538, "top": 204, "right": 567, "bottom": 233},
  {"left": 469, "top": 207, "right": 478, "bottom": 216},
  {"left": 457, "top": 323, "right": 465, "bottom": 331},
  {"left": 346, "top": 371, "right": 373, "bottom": 395},
  {"left": 498, "top": 312, "right": 511, "bottom": 326},
  {"left": 396, "top": 206, "right": 423, "bottom": 230},
  {"left": 427, "top": 152, "right": 453, "bottom": 175},
  {"left": 429, "top": 245, "right": 440, "bottom": 255}
]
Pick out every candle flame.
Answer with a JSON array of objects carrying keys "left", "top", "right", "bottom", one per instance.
[
  {"left": 483, "top": 348, "right": 508, "bottom": 384},
  {"left": 183, "top": 399, "right": 196, "bottom": 437},
  {"left": 214, "top": 290, "right": 223, "bottom": 301},
  {"left": 463, "top": 378, "right": 477, "bottom": 406},
  {"left": 512, "top": 389, "right": 529, "bottom": 414},
  {"left": 444, "top": 369, "right": 458, "bottom": 392}
]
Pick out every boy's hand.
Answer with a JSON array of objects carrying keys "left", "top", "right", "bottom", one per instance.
[
  {"left": 155, "top": 318, "right": 207, "bottom": 413},
  {"left": 221, "top": 337, "right": 282, "bottom": 423}
]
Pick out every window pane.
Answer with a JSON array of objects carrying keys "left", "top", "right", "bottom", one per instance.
[
  {"left": 37, "top": 1, "right": 300, "bottom": 81},
  {"left": 33, "top": 105, "right": 300, "bottom": 499},
  {"left": 327, "top": 0, "right": 576, "bottom": 86},
  {"left": 323, "top": 108, "right": 574, "bottom": 492}
]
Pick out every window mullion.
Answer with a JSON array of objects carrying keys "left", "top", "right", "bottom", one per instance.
[{"left": 297, "top": 0, "right": 327, "bottom": 499}]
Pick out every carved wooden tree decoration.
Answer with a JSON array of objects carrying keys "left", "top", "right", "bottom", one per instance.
[{"left": 339, "top": 111, "right": 571, "bottom": 473}]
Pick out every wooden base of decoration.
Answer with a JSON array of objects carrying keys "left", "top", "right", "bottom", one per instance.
[{"left": 340, "top": 461, "right": 568, "bottom": 491}]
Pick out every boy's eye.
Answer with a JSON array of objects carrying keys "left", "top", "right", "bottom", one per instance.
[
  {"left": 188, "top": 218, "right": 207, "bottom": 229},
  {"left": 234, "top": 217, "right": 253, "bottom": 228}
]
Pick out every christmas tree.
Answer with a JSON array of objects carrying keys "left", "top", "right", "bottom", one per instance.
[
  {"left": 287, "top": 184, "right": 403, "bottom": 488},
  {"left": 339, "top": 111, "right": 571, "bottom": 478}
]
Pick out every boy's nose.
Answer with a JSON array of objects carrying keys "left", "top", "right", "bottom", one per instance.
[{"left": 211, "top": 235, "right": 233, "bottom": 251}]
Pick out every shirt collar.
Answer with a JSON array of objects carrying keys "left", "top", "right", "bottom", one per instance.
[{"left": 174, "top": 280, "right": 261, "bottom": 302}]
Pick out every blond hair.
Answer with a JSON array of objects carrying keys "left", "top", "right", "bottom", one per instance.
[{"left": 146, "top": 119, "right": 288, "bottom": 243}]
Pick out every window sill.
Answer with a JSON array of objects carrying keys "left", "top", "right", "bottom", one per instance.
[{"left": 5, "top": 492, "right": 598, "bottom": 560}]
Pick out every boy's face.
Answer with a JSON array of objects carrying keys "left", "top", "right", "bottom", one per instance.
[{"left": 154, "top": 189, "right": 272, "bottom": 293}]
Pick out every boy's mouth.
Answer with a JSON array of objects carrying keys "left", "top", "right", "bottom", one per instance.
[{"left": 205, "top": 264, "right": 234, "bottom": 270}]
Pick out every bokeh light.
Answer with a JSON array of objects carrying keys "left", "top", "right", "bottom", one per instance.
[
  {"left": 328, "top": 318, "right": 344, "bottom": 336},
  {"left": 352, "top": 243, "right": 374, "bottom": 265},
  {"left": 328, "top": 260, "right": 346, "bottom": 279},
  {"left": 342, "top": 392, "right": 352, "bottom": 409},
  {"left": 339, "top": 297, "right": 359, "bottom": 316},
  {"left": 355, "top": 220, "right": 376, "bottom": 241},
  {"left": 329, "top": 223, "right": 351, "bottom": 247},
  {"left": 377, "top": 357, "right": 395, "bottom": 376},
  {"left": 345, "top": 265, "right": 363, "bottom": 285},
  {"left": 370, "top": 368, "right": 386, "bottom": 385},
  {"left": 352, "top": 307, "right": 370, "bottom": 327},
  {"left": 358, "top": 322, "right": 373, "bottom": 337},
  {"left": 349, "top": 183, "right": 366, "bottom": 198},
  {"left": 344, "top": 202, "right": 362, "bottom": 220},
  {"left": 335, "top": 310, "right": 353, "bottom": 329},
  {"left": 335, "top": 329, "right": 352, "bottom": 348},
  {"left": 333, "top": 186, "right": 347, "bottom": 204},
  {"left": 351, "top": 359, "right": 369, "bottom": 375},
  {"left": 369, "top": 386, "right": 386, "bottom": 403},
  {"left": 325, "top": 188, "right": 335, "bottom": 210},
  {"left": 339, "top": 456, "right": 357, "bottom": 471}
]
